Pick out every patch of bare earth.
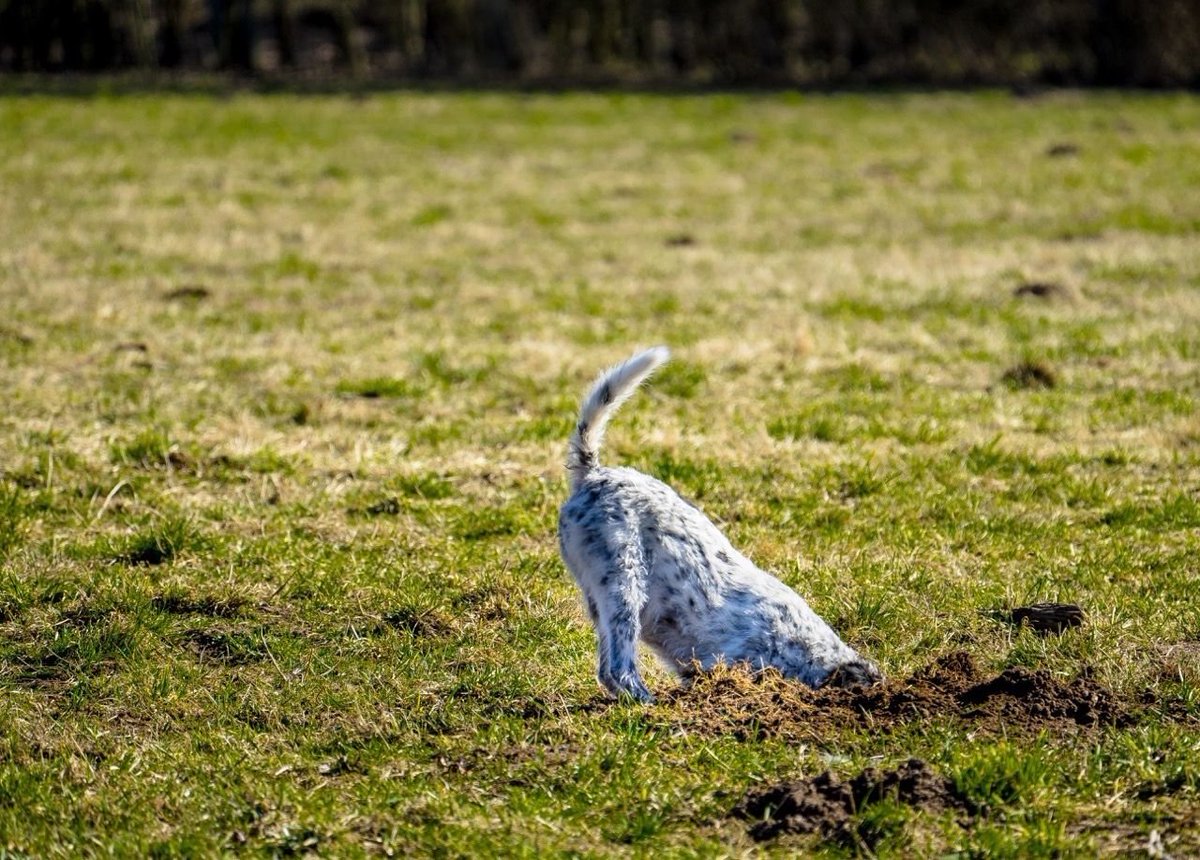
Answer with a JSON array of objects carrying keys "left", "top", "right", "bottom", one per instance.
[
  {"left": 657, "top": 652, "right": 1132, "bottom": 740},
  {"left": 731, "top": 758, "right": 975, "bottom": 843}
]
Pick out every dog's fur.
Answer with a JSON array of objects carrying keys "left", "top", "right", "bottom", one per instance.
[{"left": 558, "top": 346, "right": 881, "bottom": 702}]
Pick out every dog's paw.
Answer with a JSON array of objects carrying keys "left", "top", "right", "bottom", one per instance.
[
  {"left": 601, "top": 672, "right": 655, "bottom": 703},
  {"left": 615, "top": 687, "right": 655, "bottom": 705}
]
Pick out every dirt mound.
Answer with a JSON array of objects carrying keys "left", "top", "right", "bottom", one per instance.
[
  {"left": 658, "top": 652, "right": 1131, "bottom": 739},
  {"left": 732, "top": 758, "right": 974, "bottom": 842},
  {"left": 960, "top": 666, "right": 1125, "bottom": 727}
]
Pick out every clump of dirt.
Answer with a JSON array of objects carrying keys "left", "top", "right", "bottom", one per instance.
[
  {"left": 1003, "top": 602, "right": 1085, "bottom": 634},
  {"left": 732, "top": 758, "right": 974, "bottom": 842},
  {"left": 1045, "top": 142, "right": 1080, "bottom": 157},
  {"left": 1013, "top": 281, "right": 1072, "bottom": 300},
  {"left": 1001, "top": 360, "right": 1057, "bottom": 389},
  {"left": 121, "top": 541, "right": 175, "bottom": 566},
  {"left": 164, "top": 284, "right": 210, "bottom": 301},
  {"left": 665, "top": 233, "right": 697, "bottom": 247},
  {"left": 961, "top": 666, "right": 1126, "bottom": 727},
  {"left": 659, "top": 652, "right": 1131, "bottom": 739},
  {"left": 734, "top": 770, "right": 851, "bottom": 840}
]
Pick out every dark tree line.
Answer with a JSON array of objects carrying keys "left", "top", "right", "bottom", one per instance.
[{"left": 2, "top": 0, "right": 1199, "bottom": 86}]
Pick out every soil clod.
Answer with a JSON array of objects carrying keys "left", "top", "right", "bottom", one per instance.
[
  {"left": 164, "top": 285, "right": 210, "bottom": 301},
  {"left": 733, "top": 758, "right": 974, "bottom": 842},
  {"left": 121, "top": 542, "right": 173, "bottom": 566},
  {"left": 1014, "top": 281, "right": 1071, "bottom": 300},
  {"left": 1005, "top": 602, "right": 1085, "bottom": 634},
  {"left": 1001, "top": 360, "right": 1056, "bottom": 389},
  {"left": 1046, "top": 142, "right": 1080, "bottom": 157}
]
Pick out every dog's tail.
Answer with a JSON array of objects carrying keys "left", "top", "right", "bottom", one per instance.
[{"left": 567, "top": 346, "right": 670, "bottom": 488}]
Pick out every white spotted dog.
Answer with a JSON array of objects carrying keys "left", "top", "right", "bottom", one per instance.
[{"left": 558, "top": 346, "right": 882, "bottom": 703}]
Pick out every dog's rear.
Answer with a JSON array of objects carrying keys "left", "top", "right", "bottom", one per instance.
[
  {"left": 558, "top": 347, "right": 880, "bottom": 702},
  {"left": 559, "top": 346, "right": 669, "bottom": 701}
]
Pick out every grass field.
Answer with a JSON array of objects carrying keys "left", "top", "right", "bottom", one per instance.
[{"left": 1, "top": 87, "right": 1199, "bottom": 857}]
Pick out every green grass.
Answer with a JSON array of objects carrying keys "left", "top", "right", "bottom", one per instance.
[{"left": 1, "top": 87, "right": 1199, "bottom": 857}]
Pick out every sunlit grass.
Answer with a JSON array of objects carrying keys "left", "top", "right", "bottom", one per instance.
[{"left": 1, "top": 88, "right": 1199, "bottom": 857}]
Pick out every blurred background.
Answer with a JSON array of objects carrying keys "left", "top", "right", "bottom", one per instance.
[{"left": 3, "top": 0, "right": 1199, "bottom": 87}]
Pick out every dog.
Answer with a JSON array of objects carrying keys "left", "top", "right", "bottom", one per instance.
[{"left": 557, "top": 346, "right": 881, "bottom": 702}]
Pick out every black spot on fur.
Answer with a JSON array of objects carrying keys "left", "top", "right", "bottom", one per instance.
[
  {"left": 716, "top": 550, "right": 731, "bottom": 565},
  {"left": 598, "top": 384, "right": 612, "bottom": 405}
]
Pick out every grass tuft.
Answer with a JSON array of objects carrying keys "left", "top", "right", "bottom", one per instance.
[
  {"left": 0, "top": 483, "right": 28, "bottom": 559},
  {"left": 116, "top": 516, "right": 202, "bottom": 566}
]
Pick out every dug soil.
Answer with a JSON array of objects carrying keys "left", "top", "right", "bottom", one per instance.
[
  {"left": 658, "top": 651, "right": 1132, "bottom": 740},
  {"left": 731, "top": 758, "right": 975, "bottom": 842}
]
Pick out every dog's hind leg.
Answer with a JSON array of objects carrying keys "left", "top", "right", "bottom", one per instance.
[
  {"left": 591, "top": 545, "right": 653, "bottom": 703},
  {"left": 582, "top": 591, "right": 613, "bottom": 691},
  {"left": 559, "top": 500, "right": 653, "bottom": 701}
]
